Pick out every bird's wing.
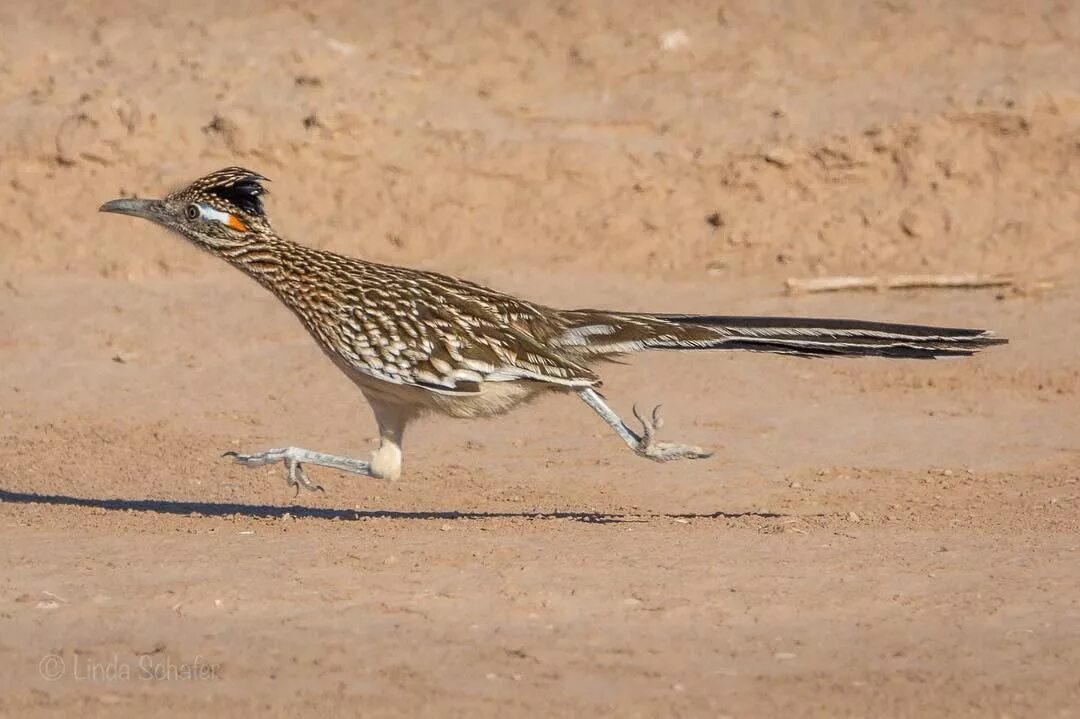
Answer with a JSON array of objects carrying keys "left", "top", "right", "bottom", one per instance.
[{"left": 330, "top": 280, "right": 597, "bottom": 395}]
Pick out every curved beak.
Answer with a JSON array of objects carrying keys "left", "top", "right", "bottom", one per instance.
[{"left": 98, "top": 197, "right": 162, "bottom": 221}]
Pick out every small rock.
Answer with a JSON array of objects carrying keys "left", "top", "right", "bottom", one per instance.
[
  {"left": 761, "top": 146, "right": 797, "bottom": 167},
  {"left": 846, "top": 511, "right": 861, "bottom": 523},
  {"left": 324, "top": 37, "right": 357, "bottom": 56},
  {"left": 659, "top": 29, "right": 691, "bottom": 51},
  {"left": 774, "top": 652, "right": 797, "bottom": 661},
  {"left": 898, "top": 204, "right": 943, "bottom": 238}
]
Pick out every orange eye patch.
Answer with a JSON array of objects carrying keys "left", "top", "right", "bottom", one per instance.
[
  {"left": 196, "top": 203, "right": 250, "bottom": 232},
  {"left": 224, "top": 214, "right": 249, "bottom": 233}
]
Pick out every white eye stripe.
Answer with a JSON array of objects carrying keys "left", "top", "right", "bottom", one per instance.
[{"left": 198, "top": 204, "right": 233, "bottom": 224}]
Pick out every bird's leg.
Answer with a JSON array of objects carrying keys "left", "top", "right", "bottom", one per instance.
[
  {"left": 223, "top": 447, "right": 372, "bottom": 494},
  {"left": 577, "top": 388, "right": 713, "bottom": 462},
  {"left": 224, "top": 398, "right": 413, "bottom": 494},
  {"left": 366, "top": 398, "right": 410, "bottom": 482}
]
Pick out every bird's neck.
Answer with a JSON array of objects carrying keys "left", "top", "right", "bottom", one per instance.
[
  {"left": 216, "top": 233, "right": 294, "bottom": 286},
  {"left": 216, "top": 233, "right": 364, "bottom": 319}
]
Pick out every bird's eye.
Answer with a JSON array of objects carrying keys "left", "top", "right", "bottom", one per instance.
[{"left": 185, "top": 204, "right": 201, "bottom": 220}]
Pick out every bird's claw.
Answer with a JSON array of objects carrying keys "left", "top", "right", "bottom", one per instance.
[
  {"left": 630, "top": 403, "right": 713, "bottom": 463},
  {"left": 223, "top": 449, "right": 324, "bottom": 494},
  {"left": 284, "top": 457, "right": 324, "bottom": 495},
  {"left": 632, "top": 404, "right": 664, "bottom": 443}
]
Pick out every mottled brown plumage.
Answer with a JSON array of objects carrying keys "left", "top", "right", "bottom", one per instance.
[{"left": 100, "top": 167, "right": 1006, "bottom": 494}]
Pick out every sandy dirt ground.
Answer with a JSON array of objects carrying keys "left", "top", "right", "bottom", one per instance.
[{"left": 2, "top": 0, "right": 1079, "bottom": 716}]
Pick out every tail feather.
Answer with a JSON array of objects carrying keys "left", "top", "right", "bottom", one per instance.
[{"left": 555, "top": 310, "right": 1007, "bottom": 360}]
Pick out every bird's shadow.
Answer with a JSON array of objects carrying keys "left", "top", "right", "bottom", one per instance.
[{"left": 0, "top": 488, "right": 800, "bottom": 524}]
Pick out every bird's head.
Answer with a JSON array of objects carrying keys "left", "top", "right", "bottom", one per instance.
[{"left": 99, "top": 167, "right": 270, "bottom": 250}]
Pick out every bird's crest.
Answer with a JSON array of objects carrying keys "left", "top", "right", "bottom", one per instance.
[{"left": 182, "top": 167, "right": 269, "bottom": 218}]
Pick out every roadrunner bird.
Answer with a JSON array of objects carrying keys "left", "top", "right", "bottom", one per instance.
[{"left": 100, "top": 168, "right": 1006, "bottom": 493}]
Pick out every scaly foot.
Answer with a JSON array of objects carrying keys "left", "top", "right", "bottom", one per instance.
[
  {"left": 223, "top": 447, "right": 326, "bottom": 495},
  {"left": 225, "top": 446, "right": 376, "bottom": 495},
  {"left": 630, "top": 405, "right": 713, "bottom": 462}
]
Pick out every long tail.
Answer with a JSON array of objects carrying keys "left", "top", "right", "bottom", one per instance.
[{"left": 554, "top": 310, "right": 1007, "bottom": 360}]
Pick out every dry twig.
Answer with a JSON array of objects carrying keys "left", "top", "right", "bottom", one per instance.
[{"left": 784, "top": 273, "right": 1014, "bottom": 294}]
